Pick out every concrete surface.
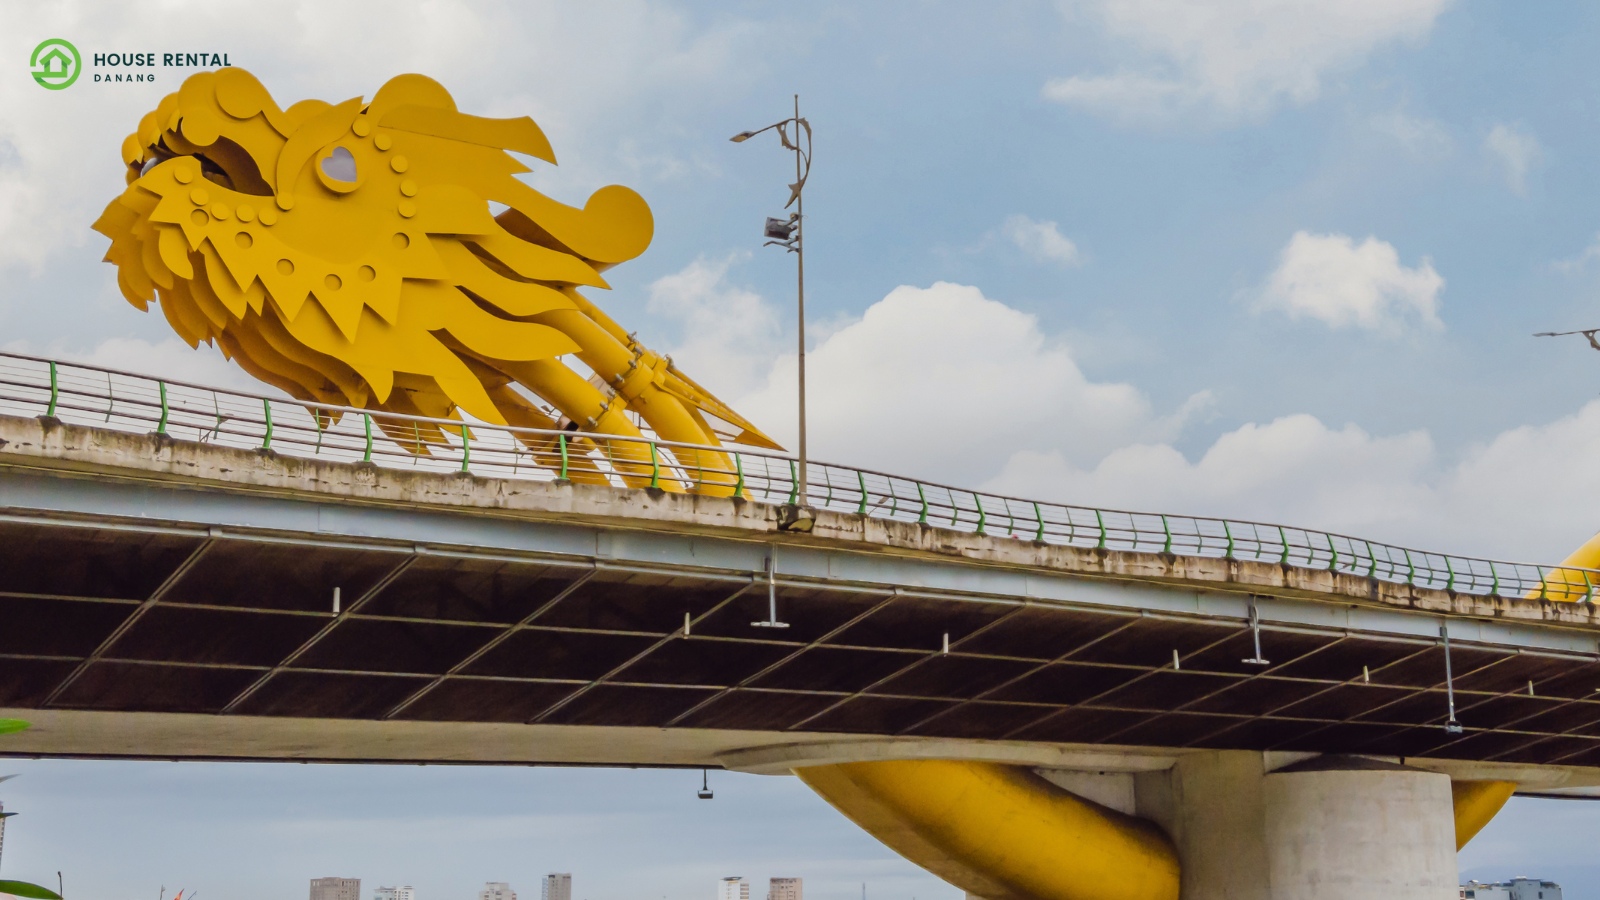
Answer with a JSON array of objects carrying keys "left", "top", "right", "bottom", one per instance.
[{"left": 1264, "top": 757, "right": 1457, "bottom": 899}]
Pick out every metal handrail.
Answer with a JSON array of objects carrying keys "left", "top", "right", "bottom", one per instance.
[{"left": 0, "top": 350, "right": 1591, "bottom": 601}]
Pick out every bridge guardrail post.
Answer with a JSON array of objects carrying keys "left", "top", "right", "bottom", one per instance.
[
  {"left": 45, "top": 361, "right": 58, "bottom": 418},
  {"left": 261, "top": 399, "right": 273, "bottom": 450},
  {"left": 362, "top": 413, "right": 374, "bottom": 463},
  {"left": 557, "top": 433, "right": 571, "bottom": 482},
  {"left": 460, "top": 423, "right": 471, "bottom": 473},
  {"left": 156, "top": 381, "right": 169, "bottom": 436}
]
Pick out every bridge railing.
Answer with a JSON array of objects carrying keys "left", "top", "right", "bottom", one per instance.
[{"left": 0, "top": 351, "right": 1591, "bottom": 602}]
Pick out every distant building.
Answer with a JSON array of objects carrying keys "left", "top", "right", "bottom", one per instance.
[
  {"left": 481, "top": 883, "right": 517, "bottom": 900},
  {"left": 767, "top": 878, "right": 801, "bottom": 900},
  {"left": 311, "top": 878, "right": 361, "bottom": 900},
  {"left": 1461, "top": 878, "right": 1562, "bottom": 900},
  {"left": 374, "top": 886, "right": 416, "bottom": 900},
  {"left": 718, "top": 877, "right": 750, "bottom": 900},
  {"left": 542, "top": 874, "right": 571, "bottom": 900}
]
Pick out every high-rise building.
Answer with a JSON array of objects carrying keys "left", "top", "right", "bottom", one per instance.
[
  {"left": 374, "top": 886, "right": 416, "bottom": 900},
  {"left": 480, "top": 883, "right": 517, "bottom": 900},
  {"left": 311, "top": 878, "right": 361, "bottom": 900},
  {"left": 541, "top": 873, "right": 571, "bottom": 900},
  {"left": 718, "top": 877, "right": 750, "bottom": 900},
  {"left": 767, "top": 878, "right": 801, "bottom": 900}
]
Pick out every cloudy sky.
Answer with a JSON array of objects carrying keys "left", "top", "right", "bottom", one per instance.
[{"left": 5, "top": 0, "right": 1600, "bottom": 897}]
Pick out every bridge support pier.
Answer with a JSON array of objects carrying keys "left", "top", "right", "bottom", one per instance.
[{"left": 1137, "top": 752, "right": 1459, "bottom": 900}]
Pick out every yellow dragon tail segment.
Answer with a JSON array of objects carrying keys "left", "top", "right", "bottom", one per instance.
[
  {"left": 93, "top": 67, "right": 776, "bottom": 490},
  {"left": 798, "top": 762, "right": 1515, "bottom": 900},
  {"left": 1527, "top": 529, "right": 1600, "bottom": 602},
  {"left": 1451, "top": 779, "right": 1516, "bottom": 850},
  {"left": 796, "top": 760, "right": 1180, "bottom": 900}
]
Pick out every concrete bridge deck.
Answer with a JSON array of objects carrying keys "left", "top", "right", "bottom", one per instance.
[{"left": 2, "top": 412, "right": 1600, "bottom": 797}]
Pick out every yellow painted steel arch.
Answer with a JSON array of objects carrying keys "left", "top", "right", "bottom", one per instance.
[{"left": 796, "top": 760, "right": 1179, "bottom": 900}]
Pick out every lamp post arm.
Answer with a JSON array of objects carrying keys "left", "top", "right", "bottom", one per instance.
[{"left": 728, "top": 118, "right": 794, "bottom": 143}]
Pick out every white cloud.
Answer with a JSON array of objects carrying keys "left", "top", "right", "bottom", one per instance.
[
  {"left": 1001, "top": 215, "right": 1083, "bottom": 266},
  {"left": 1044, "top": 0, "right": 1450, "bottom": 125},
  {"left": 650, "top": 267, "right": 1206, "bottom": 483},
  {"left": 1484, "top": 123, "right": 1542, "bottom": 195},
  {"left": 1554, "top": 233, "right": 1600, "bottom": 274},
  {"left": 647, "top": 254, "right": 779, "bottom": 393},
  {"left": 984, "top": 401, "right": 1600, "bottom": 563},
  {"left": 650, "top": 264, "right": 1600, "bottom": 564},
  {"left": 1257, "top": 231, "right": 1444, "bottom": 333},
  {"left": 1371, "top": 111, "right": 1454, "bottom": 158},
  {"left": 986, "top": 415, "right": 1436, "bottom": 541},
  {"left": 2, "top": 336, "right": 261, "bottom": 391}
]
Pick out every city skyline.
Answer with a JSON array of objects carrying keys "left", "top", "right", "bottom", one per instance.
[{"left": 298, "top": 874, "right": 808, "bottom": 900}]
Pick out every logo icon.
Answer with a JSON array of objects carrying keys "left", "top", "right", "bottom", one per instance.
[{"left": 30, "top": 39, "right": 80, "bottom": 90}]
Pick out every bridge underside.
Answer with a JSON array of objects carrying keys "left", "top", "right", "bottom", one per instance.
[{"left": 4, "top": 481, "right": 1600, "bottom": 771}]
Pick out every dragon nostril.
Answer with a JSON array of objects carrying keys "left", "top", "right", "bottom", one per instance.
[{"left": 320, "top": 147, "right": 357, "bottom": 183}]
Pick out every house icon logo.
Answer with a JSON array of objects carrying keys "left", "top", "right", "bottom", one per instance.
[{"left": 30, "top": 39, "right": 80, "bottom": 90}]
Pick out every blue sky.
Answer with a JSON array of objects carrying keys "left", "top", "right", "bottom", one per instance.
[{"left": 5, "top": 0, "right": 1600, "bottom": 896}]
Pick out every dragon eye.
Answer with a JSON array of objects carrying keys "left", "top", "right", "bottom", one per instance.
[{"left": 320, "top": 147, "right": 357, "bottom": 183}]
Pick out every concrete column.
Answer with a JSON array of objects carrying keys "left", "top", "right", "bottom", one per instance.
[
  {"left": 1134, "top": 753, "right": 1458, "bottom": 900},
  {"left": 1135, "top": 750, "right": 1272, "bottom": 900},
  {"left": 1263, "top": 757, "right": 1457, "bottom": 900}
]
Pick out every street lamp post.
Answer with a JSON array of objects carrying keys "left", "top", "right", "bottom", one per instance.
[{"left": 731, "top": 96, "right": 814, "bottom": 531}]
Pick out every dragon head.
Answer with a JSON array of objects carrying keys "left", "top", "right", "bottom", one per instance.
[{"left": 94, "top": 68, "right": 774, "bottom": 458}]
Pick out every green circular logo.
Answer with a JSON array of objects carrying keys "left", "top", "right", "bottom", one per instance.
[{"left": 30, "top": 38, "right": 80, "bottom": 90}]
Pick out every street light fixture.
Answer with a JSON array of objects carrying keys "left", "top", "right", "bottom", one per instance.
[{"left": 731, "top": 96, "right": 814, "bottom": 532}]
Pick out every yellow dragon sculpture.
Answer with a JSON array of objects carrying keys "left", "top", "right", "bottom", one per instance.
[{"left": 94, "top": 67, "right": 776, "bottom": 490}]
